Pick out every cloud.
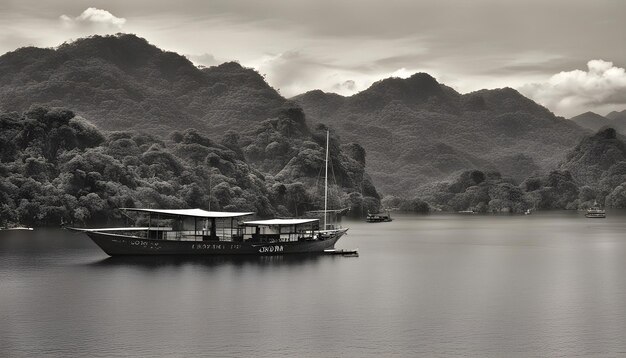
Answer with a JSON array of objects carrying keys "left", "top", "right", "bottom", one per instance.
[
  {"left": 188, "top": 53, "right": 219, "bottom": 67},
  {"left": 249, "top": 49, "right": 433, "bottom": 97},
  {"left": 251, "top": 50, "right": 336, "bottom": 96},
  {"left": 520, "top": 60, "right": 626, "bottom": 117},
  {"left": 332, "top": 80, "right": 356, "bottom": 91},
  {"left": 60, "top": 8, "right": 126, "bottom": 30}
]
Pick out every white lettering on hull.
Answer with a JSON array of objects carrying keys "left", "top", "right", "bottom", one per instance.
[
  {"left": 258, "top": 245, "right": 284, "bottom": 253},
  {"left": 191, "top": 244, "right": 242, "bottom": 250},
  {"left": 129, "top": 240, "right": 160, "bottom": 249}
]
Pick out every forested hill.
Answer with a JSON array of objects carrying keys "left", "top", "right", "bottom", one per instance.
[
  {"left": 0, "top": 34, "right": 286, "bottom": 135},
  {"left": 0, "top": 106, "right": 380, "bottom": 226},
  {"left": 557, "top": 128, "right": 626, "bottom": 207},
  {"left": 293, "top": 74, "right": 587, "bottom": 194},
  {"left": 386, "top": 127, "right": 626, "bottom": 213}
]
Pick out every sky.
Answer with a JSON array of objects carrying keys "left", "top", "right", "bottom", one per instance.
[{"left": 1, "top": 0, "right": 625, "bottom": 117}]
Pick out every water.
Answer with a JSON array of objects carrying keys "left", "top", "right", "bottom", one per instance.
[{"left": 2, "top": 211, "right": 626, "bottom": 357}]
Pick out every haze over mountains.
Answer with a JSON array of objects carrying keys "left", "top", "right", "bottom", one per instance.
[
  {"left": 0, "top": 33, "right": 614, "bottom": 201},
  {"left": 570, "top": 110, "right": 626, "bottom": 134}
]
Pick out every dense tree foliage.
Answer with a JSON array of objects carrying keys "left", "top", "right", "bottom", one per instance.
[
  {"left": 0, "top": 107, "right": 275, "bottom": 225},
  {"left": 0, "top": 106, "right": 379, "bottom": 226},
  {"left": 238, "top": 103, "right": 380, "bottom": 216},
  {"left": 0, "top": 34, "right": 285, "bottom": 136},
  {"left": 294, "top": 76, "right": 587, "bottom": 194},
  {"left": 386, "top": 128, "right": 626, "bottom": 213},
  {"left": 557, "top": 128, "right": 626, "bottom": 208}
]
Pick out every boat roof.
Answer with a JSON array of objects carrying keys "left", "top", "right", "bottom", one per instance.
[
  {"left": 306, "top": 207, "right": 350, "bottom": 214},
  {"left": 243, "top": 218, "right": 319, "bottom": 226},
  {"left": 121, "top": 208, "right": 254, "bottom": 218},
  {"left": 68, "top": 227, "right": 172, "bottom": 232}
]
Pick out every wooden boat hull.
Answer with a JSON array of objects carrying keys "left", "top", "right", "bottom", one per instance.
[
  {"left": 86, "top": 230, "right": 347, "bottom": 256},
  {"left": 366, "top": 218, "right": 392, "bottom": 223}
]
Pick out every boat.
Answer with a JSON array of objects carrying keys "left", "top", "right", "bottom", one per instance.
[
  {"left": 69, "top": 130, "right": 350, "bottom": 256},
  {"left": 366, "top": 210, "right": 392, "bottom": 223},
  {"left": 70, "top": 209, "right": 347, "bottom": 256},
  {"left": 585, "top": 202, "right": 606, "bottom": 218},
  {"left": 0, "top": 226, "right": 33, "bottom": 231},
  {"left": 0, "top": 221, "right": 34, "bottom": 231},
  {"left": 458, "top": 210, "right": 476, "bottom": 214}
]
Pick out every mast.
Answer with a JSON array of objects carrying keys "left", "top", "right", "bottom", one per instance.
[{"left": 324, "top": 129, "right": 329, "bottom": 230}]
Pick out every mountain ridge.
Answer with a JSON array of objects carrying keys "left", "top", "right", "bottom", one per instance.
[
  {"left": 294, "top": 75, "right": 586, "bottom": 194},
  {"left": 0, "top": 34, "right": 286, "bottom": 135}
]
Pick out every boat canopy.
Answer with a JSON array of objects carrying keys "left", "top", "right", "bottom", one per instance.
[
  {"left": 305, "top": 208, "right": 350, "bottom": 214},
  {"left": 243, "top": 218, "right": 319, "bottom": 226},
  {"left": 121, "top": 208, "right": 254, "bottom": 218},
  {"left": 68, "top": 227, "right": 173, "bottom": 232}
]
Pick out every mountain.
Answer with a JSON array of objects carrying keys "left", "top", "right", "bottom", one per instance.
[
  {"left": 570, "top": 111, "right": 612, "bottom": 132},
  {"left": 0, "top": 34, "right": 286, "bottom": 135},
  {"left": 558, "top": 128, "right": 626, "bottom": 204},
  {"left": 293, "top": 75, "right": 586, "bottom": 194},
  {"left": 0, "top": 105, "right": 380, "bottom": 226},
  {"left": 606, "top": 110, "right": 626, "bottom": 133},
  {"left": 388, "top": 128, "right": 626, "bottom": 213},
  {"left": 606, "top": 109, "right": 626, "bottom": 121},
  {"left": 0, "top": 35, "right": 381, "bottom": 224},
  {"left": 0, "top": 34, "right": 588, "bottom": 198}
]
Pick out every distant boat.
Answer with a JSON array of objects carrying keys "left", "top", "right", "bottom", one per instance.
[
  {"left": 458, "top": 210, "right": 476, "bottom": 214},
  {"left": 366, "top": 210, "right": 393, "bottom": 223},
  {"left": 524, "top": 209, "right": 532, "bottom": 215},
  {"left": 0, "top": 227, "right": 33, "bottom": 231},
  {"left": 585, "top": 202, "right": 606, "bottom": 218},
  {"left": 0, "top": 223, "right": 33, "bottom": 231}
]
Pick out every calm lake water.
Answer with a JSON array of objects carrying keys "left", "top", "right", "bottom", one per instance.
[{"left": 2, "top": 211, "right": 626, "bottom": 357}]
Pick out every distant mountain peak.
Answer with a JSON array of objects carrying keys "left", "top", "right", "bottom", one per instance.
[
  {"left": 212, "top": 61, "right": 246, "bottom": 71},
  {"left": 606, "top": 109, "right": 626, "bottom": 121},
  {"left": 462, "top": 87, "right": 553, "bottom": 116},
  {"left": 571, "top": 111, "right": 606, "bottom": 120},
  {"left": 366, "top": 72, "right": 442, "bottom": 95},
  {"left": 570, "top": 111, "right": 613, "bottom": 132}
]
